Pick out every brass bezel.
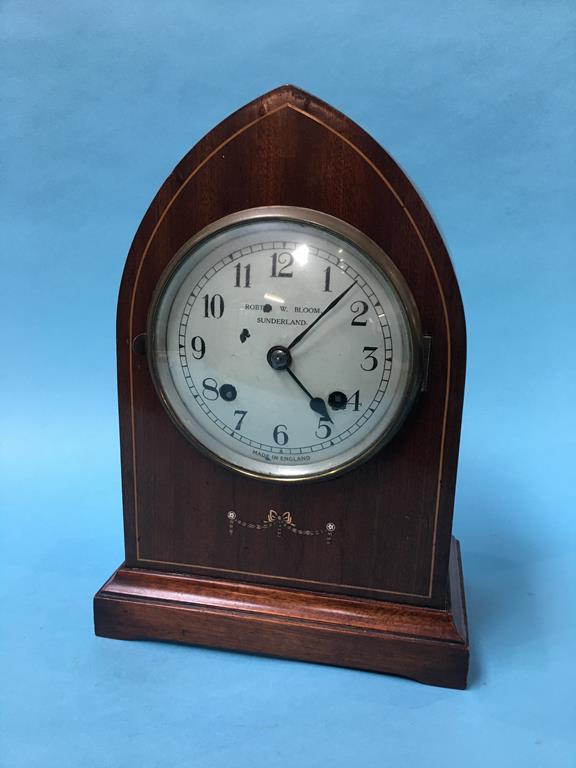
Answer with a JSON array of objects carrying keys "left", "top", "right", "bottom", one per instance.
[{"left": 147, "top": 206, "right": 424, "bottom": 483}]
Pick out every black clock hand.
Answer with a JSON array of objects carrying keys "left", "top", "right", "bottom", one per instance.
[
  {"left": 267, "top": 346, "right": 333, "bottom": 423},
  {"left": 285, "top": 366, "right": 313, "bottom": 399},
  {"left": 285, "top": 368, "right": 333, "bottom": 423},
  {"left": 287, "top": 282, "right": 355, "bottom": 351}
]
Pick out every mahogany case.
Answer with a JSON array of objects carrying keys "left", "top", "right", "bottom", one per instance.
[{"left": 94, "top": 86, "right": 469, "bottom": 688}]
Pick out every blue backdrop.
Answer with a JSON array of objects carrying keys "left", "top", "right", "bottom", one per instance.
[{"left": 1, "top": 2, "right": 575, "bottom": 766}]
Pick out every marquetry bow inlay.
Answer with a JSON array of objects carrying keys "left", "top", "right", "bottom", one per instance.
[{"left": 227, "top": 509, "right": 335, "bottom": 543}]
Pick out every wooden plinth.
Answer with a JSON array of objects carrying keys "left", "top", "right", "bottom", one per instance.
[{"left": 94, "top": 538, "right": 469, "bottom": 689}]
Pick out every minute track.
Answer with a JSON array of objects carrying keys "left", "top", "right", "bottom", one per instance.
[{"left": 176, "top": 241, "right": 393, "bottom": 455}]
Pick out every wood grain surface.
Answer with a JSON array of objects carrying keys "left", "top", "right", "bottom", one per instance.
[
  {"left": 95, "top": 85, "right": 468, "bottom": 687},
  {"left": 114, "top": 85, "right": 465, "bottom": 605},
  {"left": 95, "top": 539, "right": 468, "bottom": 688}
]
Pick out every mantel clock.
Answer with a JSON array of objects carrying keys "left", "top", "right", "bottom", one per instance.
[{"left": 94, "top": 86, "right": 469, "bottom": 688}]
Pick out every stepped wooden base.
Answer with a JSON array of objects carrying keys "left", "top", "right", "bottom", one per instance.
[{"left": 94, "top": 538, "right": 469, "bottom": 689}]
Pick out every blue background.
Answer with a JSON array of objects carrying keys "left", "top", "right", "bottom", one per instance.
[{"left": 1, "top": 2, "right": 575, "bottom": 766}]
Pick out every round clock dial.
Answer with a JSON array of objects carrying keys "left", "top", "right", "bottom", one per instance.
[{"left": 148, "top": 207, "right": 422, "bottom": 481}]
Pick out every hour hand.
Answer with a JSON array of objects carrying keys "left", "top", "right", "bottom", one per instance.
[
  {"left": 285, "top": 368, "right": 333, "bottom": 424},
  {"left": 266, "top": 346, "right": 333, "bottom": 423},
  {"left": 310, "top": 397, "right": 332, "bottom": 423}
]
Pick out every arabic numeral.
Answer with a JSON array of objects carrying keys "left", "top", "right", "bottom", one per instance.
[
  {"left": 233, "top": 410, "right": 247, "bottom": 430},
  {"left": 270, "top": 252, "right": 293, "bottom": 278},
  {"left": 234, "top": 263, "right": 251, "bottom": 288},
  {"left": 273, "top": 424, "right": 288, "bottom": 445},
  {"left": 361, "top": 346, "right": 379, "bottom": 371},
  {"left": 315, "top": 420, "right": 332, "bottom": 439},
  {"left": 203, "top": 293, "right": 224, "bottom": 318},
  {"left": 350, "top": 300, "right": 368, "bottom": 326},
  {"left": 349, "top": 390, "right": 361, "bottom": 411},
  {"left": 202, "top": 377, "right": 219, "bottom": 400},
  {"left": 190, "top": 336, "right": 205, "bottom": 359}
]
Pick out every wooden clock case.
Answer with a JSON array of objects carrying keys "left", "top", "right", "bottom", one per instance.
[{"left": 94, "top": 86, "right": 469, "bottom": 688}]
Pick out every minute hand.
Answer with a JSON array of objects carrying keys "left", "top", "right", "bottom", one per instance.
[{"left": 288, "top": 282, "right": 355, "bottom": 351}]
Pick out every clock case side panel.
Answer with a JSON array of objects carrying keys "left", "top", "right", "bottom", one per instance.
[
  {"left": 115, "top": 95, "right": 273, "bottom": 564},
  {"left": 116, "top": 85, "right": 466, "bottom": 608},
  {"left": 298, "top": 89, "right": 467, "bottom": 605}
]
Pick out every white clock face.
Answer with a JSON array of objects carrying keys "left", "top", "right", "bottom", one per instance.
[{"left": 148, "top": 208, "right": 421, "bottom": 481}]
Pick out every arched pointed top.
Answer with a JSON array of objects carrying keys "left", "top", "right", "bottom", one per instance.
[{"left": 251, "top": 83, "right": 329, "bottom": 111}]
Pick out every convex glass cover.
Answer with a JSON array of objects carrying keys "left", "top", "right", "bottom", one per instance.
[{"left": 148, "top": 207, "right": 422, "bottom": 480}]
